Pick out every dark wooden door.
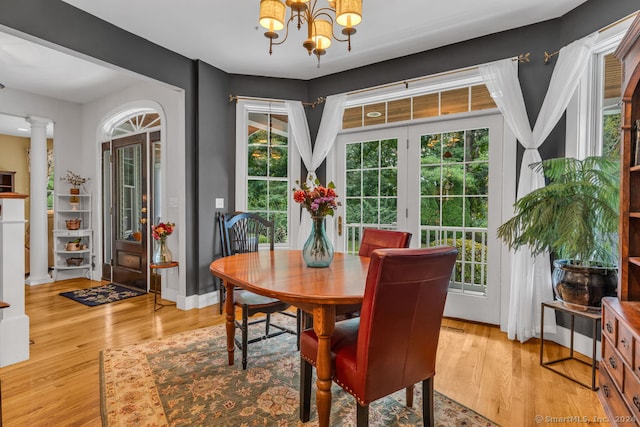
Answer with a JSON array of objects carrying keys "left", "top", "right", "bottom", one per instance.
[{"left": 111, "top": 134, "right": 148, "bottom": 290}]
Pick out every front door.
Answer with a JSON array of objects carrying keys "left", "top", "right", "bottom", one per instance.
[{"left": 111, "top": 134, "right": 148, "bottom": 290}]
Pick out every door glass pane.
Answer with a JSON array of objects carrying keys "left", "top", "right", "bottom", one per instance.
[
  {"left": 420, "top": 128, "right": 489, "bottom": 296},
  {"left": 344, "top": 138, "right": 399, "bottom": 254},
  {"left": 117, "top": 145, "right": 142, "bottom": 243},
  {"left": 103, "top": 149, "right": 112, "bottom": 266},
  {"left": 152, "top": 142, "right": 162, "bottom": 223}
]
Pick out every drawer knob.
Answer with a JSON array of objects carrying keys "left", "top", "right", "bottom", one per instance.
[
  {"left": 606, "top": 322, "right": 614, "bottom": 334},
  {"left": 622, "top": 338, "right": 630, "bottom": 349},
  {"left": 634, "top": 396, "right": 640, "bottom": 412},
  {"left": 603, "top": 384, "right": 610, "bottom": 397},
  {"left": 609, "top": 357, "right": 617, "bottom": 369}
]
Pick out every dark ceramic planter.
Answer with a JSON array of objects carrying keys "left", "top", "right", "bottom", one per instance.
[{"left": 552, "top": 259, "right": 618, "bottom": 311}]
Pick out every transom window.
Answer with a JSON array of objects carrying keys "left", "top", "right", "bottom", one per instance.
[{"left": 343, "top": 84, "right": 496, "bottom": 129}]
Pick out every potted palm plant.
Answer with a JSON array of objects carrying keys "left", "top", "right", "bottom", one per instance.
[{"left": 497, "top": 156, "right": 619, "bottom": 310}]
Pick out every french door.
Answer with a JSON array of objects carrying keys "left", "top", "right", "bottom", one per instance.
[{"left": 334, "top": 114, "right": 510, "bottom": 324}]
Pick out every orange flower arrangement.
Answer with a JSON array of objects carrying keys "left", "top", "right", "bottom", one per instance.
[
  {"left": 292, "top": 176, "right": 340, "bottom": 218},
  {"left": 151, "top": 221, "right": 175, "bottom": 240}
]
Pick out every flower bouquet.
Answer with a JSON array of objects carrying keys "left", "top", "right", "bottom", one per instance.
[
  {"left": 151, "top": 221, "right": 175, "bottom": 264},
  {"left": 293, "top": 176, "right": 340, "bottom": 267}
]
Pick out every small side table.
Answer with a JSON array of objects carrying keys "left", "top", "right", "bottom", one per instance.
[
  {"left": 149, "top": 261, "right": 178, "bottom": 311},
  {"left": 540, "top": 300, "right": 601, "bottom": 391}
]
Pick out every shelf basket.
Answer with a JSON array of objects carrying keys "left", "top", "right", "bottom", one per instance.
[
  {"left": 65, "top": 219, "right": 81, "bottom": 230},
  {"left": 66, "top": 257, "right": 83, "bottom": 266}
]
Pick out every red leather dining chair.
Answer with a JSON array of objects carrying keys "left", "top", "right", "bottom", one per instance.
[
  {"left": 299, "top": 246, "right": 458, "bottom": 427},
  {"left": 217, "top": 212, "right": 300, "bottom": 369},
  {"left": 358, "top": 228, "right": 412, "bottom": 257},
  {"left": 333, "top": 228, "right": 412, "bottom": 322}
]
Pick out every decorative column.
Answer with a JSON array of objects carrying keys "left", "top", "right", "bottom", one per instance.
[
  {"left": 25, "top": 116, "right": 53, "bottom": 286},
  {"left": 0, "top": 193, "right": 30, "bottom": 366}
]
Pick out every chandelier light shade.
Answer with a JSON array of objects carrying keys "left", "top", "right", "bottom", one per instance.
[
  {"left": 312, "top": 19, "right": 333, "bottom": 53},
  {"left": 259, "top": 0, "right": 286, "bottom": 32},
  {"left": 258, "top": 0, "right": 363, "bottom": 65},
  {"left": 336, "top": 0, "right": 362, "bottom": 28}
]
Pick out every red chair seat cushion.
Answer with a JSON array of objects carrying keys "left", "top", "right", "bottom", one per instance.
[
  {"left": 300, "top": 318, "right": 361, "bottom": 399},
  {"left": 300, "top": 318, "right": 359, "bottom": 365}
]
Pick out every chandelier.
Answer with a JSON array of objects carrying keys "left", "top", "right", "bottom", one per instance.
[{"left": 258, "top": 0, "right": 362, "bottom": 64}]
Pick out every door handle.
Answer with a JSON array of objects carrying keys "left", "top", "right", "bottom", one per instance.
[{"left": 338, "top": 216, "right": 343, "bottom": 236}]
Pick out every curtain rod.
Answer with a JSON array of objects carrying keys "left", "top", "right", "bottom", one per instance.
[
  {"left": 344, "top": 53, "right": 530, "bottom": 98},
  {"left": 228, "top": 94, "right": 326, "bottom": 108},
  {"left": 544, "top": 11, "right": 638, "bottom": 64}
]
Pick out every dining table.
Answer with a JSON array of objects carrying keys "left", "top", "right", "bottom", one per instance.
[{"left": 209, "top": 249, "right": 369, "bottom": 427}]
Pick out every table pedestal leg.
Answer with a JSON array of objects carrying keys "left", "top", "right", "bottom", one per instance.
[
  {"left": 225, "top": 281, "right": 235, "bottom": 366},
  {"left": 314, "top": 306, "right": 336, "bottom": 427}
]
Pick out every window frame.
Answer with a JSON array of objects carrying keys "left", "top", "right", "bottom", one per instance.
[
  {"left": 566, "top": 19, "right": 632, "bottom": 159},
  {"left": 235, "top": 100, "right": 301, "bottom": 248}
]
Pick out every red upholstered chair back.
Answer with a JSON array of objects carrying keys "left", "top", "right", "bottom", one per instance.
[
  {"left": 348, "top": 246, "right": 457, "bottom": 403},
  {"left": 357, "top": 228, "right": 412, "bottom": 257}
]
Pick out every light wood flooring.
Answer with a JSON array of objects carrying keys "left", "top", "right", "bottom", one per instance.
[{"left": 0, "top": 278, "right": 607, "bottom": 426}]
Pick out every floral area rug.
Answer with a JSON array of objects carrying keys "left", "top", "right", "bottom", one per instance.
[
  {"left": 60, "top": 283, "right": 145, "bottom": 306},
  {"left": 100, "top": 316, "right": 498, "bottom": 427}
]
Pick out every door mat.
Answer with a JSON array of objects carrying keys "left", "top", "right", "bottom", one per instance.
[{"left": 60, "top": 283, "right": 145, "bottom": 307}]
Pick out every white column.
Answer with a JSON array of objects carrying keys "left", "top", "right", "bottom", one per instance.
[
  {"left": 0, "top": 194, "right": 30, "bottom": 366},
  {"left": 25, "top": 116, "right": 53, "bottom": 286}
]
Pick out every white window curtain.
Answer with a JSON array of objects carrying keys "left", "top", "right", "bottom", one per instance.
[
  {"left": 479, "top": 32, "right": 597, "bottom": 342},
  {"left": 286, "top": 94, "right": 347, "bottom": 248}
]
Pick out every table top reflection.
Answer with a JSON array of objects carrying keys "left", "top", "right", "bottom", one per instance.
[{"left": 209, "top": 250, "right": 369, "bottom": 306}]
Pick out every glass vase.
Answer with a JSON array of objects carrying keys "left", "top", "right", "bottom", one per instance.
[
  {"left": 152, "top": 237, "right": 173, "bottom": 265},
  {"left": 302, "top": 216, "right": 334, "bottom": 268}
]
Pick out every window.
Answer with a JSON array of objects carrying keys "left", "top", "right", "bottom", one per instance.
[
  {"left": 566, "top": 18, "right": 631, "bottom": 159},
  {"left": 236, "top": 101, "right": 301, "bottom": 247},
  {"left": 343, "top": 84, "right": 496, "bottom": 130}
]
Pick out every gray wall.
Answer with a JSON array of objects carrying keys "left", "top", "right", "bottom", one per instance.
[{"left": 0, "top": 0, "right": 637, "bottom": 301}]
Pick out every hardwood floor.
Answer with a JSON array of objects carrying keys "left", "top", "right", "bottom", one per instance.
[{"left": 0, "top": 278, "right": 606, "bottom": 426}]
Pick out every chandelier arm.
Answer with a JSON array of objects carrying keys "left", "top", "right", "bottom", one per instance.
[
  {"left": 314, "top": 11, "right": 350, "bottom": 43},
  {"left": 271, "top": 15, "right": 296, "bottom": 47}
]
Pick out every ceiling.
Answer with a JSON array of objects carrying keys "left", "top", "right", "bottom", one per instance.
[{"left": 0, "top": 0, "right": 590, "bottom": 135}]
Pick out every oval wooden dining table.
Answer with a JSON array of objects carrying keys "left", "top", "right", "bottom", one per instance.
[{"left": 209, "top": 249, "right": 369, "bottom": 427}]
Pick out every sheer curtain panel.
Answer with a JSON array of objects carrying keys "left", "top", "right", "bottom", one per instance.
[{"left": 479, "top": 32, "right": 597, "bottom": 342}]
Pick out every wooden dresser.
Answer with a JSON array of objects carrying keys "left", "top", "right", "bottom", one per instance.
[
  {"left": 600, "top": 13, "right": 640, "bottom": 425},
  {"left": 600, "top": 297, "right": 640, "bottom": 424}
]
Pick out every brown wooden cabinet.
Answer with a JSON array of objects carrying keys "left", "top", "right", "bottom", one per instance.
[
  {"left": 599, "top": 298, "right": 640, "bottom": 425},
  {"left": 0, "top": 171, "right": 15, "bottom": 193},
  {"left": 600, "top": 14, "right": 640, "bottom": 425},
  {"left": 617, "top": 14, "right": 640, "bottom": 301}
]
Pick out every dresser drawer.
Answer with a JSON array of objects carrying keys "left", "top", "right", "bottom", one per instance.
[
  {"left": 604, "top": 336, "right": 626, "bottom": 390},
  {"left": 599, "top": 367, "right": 635, "bottom": 425},
  {"left": 619, "top": 323, "right": 635, "bottom": 366},
  {"left": 604, "top": 305, "right": 618, "bottom": 343},
  {"left": 623, "top": 365, "right": 640, "bottom": 422}
]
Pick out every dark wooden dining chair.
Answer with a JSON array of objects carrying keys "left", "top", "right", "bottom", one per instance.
[
  {"left": 217, "top": 212, "right": 300, "bottom": 369},
  {"left": 299, "top": 246, "right": 458, "bottom": 427}
]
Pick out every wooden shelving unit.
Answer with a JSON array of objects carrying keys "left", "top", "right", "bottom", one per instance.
[{"left": 598, "top": 13, "right": 640, "bottom": 425}]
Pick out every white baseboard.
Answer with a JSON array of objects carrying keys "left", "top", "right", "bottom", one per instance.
[
  {"left": 543, "top": 325, "right": 601, "bottom": 361},
  {"left": 176, "top": 290, "right": 218, "bottom": 311}
]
